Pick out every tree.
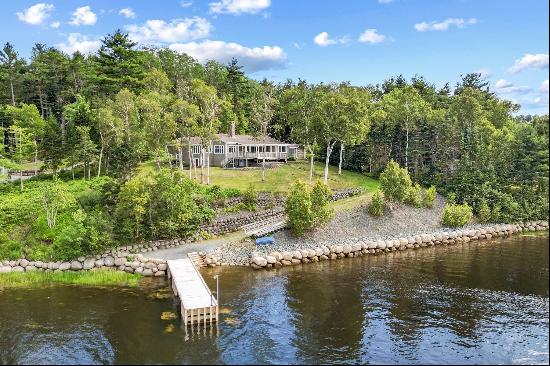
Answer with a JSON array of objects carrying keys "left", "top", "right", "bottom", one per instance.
[
  {"left": 311, "top": 180, "right": 334, "bottom": 225},
  {"left": 192, "top": 79, "right": 221, "bottom": 185},
  {"left": 172, "top": 98, "right": 200, "bottom": 177},
  {"left": 96, "top": 106, "right": 123, "bottom": 176},
  {"left": 379, "top": 160, "right": 412, "bottom": 203},
  {"left": 337, "top": 85, "right": 371, "bottom": 175},
  {"left": 40, "top": 181, "right": 75, "bottom": 228},
  {"left": 285, "top": 180, "right": 314, "bottom": 236},
  {"left": 0, "top": 43, "right": 25, "bottom": 106},
  {"left": 381, "top": 86, "right": 430, "bottom": 171},
  {"left": 282, "top": 82, "right": 320, "bottom": 183},
  {"left": 74, "top": 126, "right": 98, "bottom": 179},
  {"left": 5, "top": 103, "right": 45, "bottom": 175},
  {"left": 7, "top": 125, "right": 33, "bottom": 190},
  {"left": 251, "top": 82, "right": 277, "bottom": 181}
]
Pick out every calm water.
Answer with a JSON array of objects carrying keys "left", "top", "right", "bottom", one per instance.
[{"left": 1, "top": 234, "right": 548, "bottom": 365}]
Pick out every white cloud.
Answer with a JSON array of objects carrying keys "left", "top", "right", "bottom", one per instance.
[
  {"left": 127, "top": 17, "right": 211, "bottom": 43},
  {"left": 378, "top": 0, "right": 393, "bottom": 3},
  {"left": 181, "top": 1, "right": 193, "bottom": 7},
  {"left": 414, "top": 18, "right": 477, "bottom": 32},
  {"left": 541, "top": 80, "right": 549, "bottom": 93},
  {"left": 358, "top": 29, "right": 386, "bottom": 44},
  {"left": 494, "top": 79, "right": 531, "bottom": 94},
  {"left": 508, "top": 53, "right": 549, "bottom": 74},
  {"left": 57, "top": 33, "right": 101, "bottom": 55},
  {"left": 119, "top": 8, "right": 135, "bottom": 19},
  {"left": 70, "top": 6, "right": 97, "bottom": 26},
  {"left": 50, "top": 21, "right": 60, "bottom": 29},
  {"left": 475, "top": 68, "right": 492, "bottom": 78},
  {"left": 169, "top": 40, "right": 286, "bottom": 73},
  {"left": 16, "top": 3, "right": 54, "bottom": 25},
  {"left": 209, "top": 0, "right": 270, "bottom": 15},
  {"left": 313, "top": 32, "right": 349, "bottom": 47}
]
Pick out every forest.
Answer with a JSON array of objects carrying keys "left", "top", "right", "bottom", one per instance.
[{"left": 0, "top": 30, "right": 548, "bottom": 262}]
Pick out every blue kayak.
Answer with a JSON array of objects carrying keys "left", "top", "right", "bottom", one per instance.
[{"left": 256, "top": 236, "right": 275, "bottom": 245}]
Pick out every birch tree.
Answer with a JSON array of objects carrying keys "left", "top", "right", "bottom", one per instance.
[
  {"left": 172, "top": 98, "right": 200, "bottom": 177},
  {"left": 251, "top": 82, "right": 277, "bottom": 181}
]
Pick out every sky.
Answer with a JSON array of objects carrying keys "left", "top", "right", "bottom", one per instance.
[{"left": 1, "top": 0, "right": 549, "bottom": 114}]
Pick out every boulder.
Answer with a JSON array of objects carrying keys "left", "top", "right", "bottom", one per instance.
[
  {"left": 334, "top": 245, "right": 344, "bottom": 254},
  {"left": 281, "top": 251, "right": 292, "bottom": 261},
  {"left": 342, "top": 245, "right": 352, "bottom": 254},
  {"left": 20, "top": 259, "right": 29, "bottom": 267},
  {"left": 83, "top": 258, "right": 96, "bottom": 270},
  {"left": 266, "top": 255, "right": 277, "bottom": 264},
  {"left": 367, "top": 241, "right": 377, "bottom": 249},
  {"left": 315, "top": 247, "right": 324, "bottom": 257},
  {"left": 252, "top": 256, "right": 268, "bottom": 267},
  {"left": 352, "top": 243, "right": 362, "bottom": 252},
  {"left": 59, "top": 262, "right": 71, "bottom": 271},
  {"left": 12, "top": 266, "right": 24, "bottom": 272},
  {"left": 292, "top": 251, "right": 302, "bottom": 260},
  {"left": 144, "top": 262, "right": 157, "bottom": 269},
  {"left": 142, "top": 269, "right": 153, "bottom": 276},
  {"left": 376, "top": 241, "right": 387, "bottom": 250},
  {"left": 25, "top": 265, "right": 37, "bottom": 272},
  {"left": 114, "top": 258, "right": 126, "bottom": 267},
  {"left": 104, "top": 256, "right": 115, "bottom": 267},
  {"left": 124, "top": 267, "right": 134, "bottom": 273},
  {"left": 158, "top": 263, "right": 167, "bottom": 271},
  {"left": 70, "top": 261, "right": 83, "bottom": 270},
  {"left": 0, "top": 266, "right": 12, "bottom": 273},
  {"left": 154, "top": 270, "right": 166, "bottom": 277}
]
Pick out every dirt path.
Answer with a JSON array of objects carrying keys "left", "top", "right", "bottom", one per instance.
[{"left": 143, "top": 231, "right": 247, "bottom": 260}]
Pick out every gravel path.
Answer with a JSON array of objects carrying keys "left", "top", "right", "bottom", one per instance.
[{"left": 213, "top": 196, "right": 449, "bottom": 265}]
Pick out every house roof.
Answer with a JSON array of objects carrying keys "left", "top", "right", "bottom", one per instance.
[{"left": 179, "top": 134, "right": 300, "bottom": 146}]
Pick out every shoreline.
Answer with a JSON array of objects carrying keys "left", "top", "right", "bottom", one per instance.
[{"left": 1, "top": 221, "right": 548, "bottom": 278}]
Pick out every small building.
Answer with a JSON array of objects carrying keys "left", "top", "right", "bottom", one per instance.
[{"left": 170, "top": 134, "right": 305, "bottom": 168}]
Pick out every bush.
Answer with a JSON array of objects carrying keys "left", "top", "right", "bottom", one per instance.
[
  {"left": 368, "top": 191, "right": 384, "bottom": 217},
  {"left": 243, "top": 184, "right": 258, "bottom": 211},
  {"left": 311, "top": 180, "right": 334, "bottom": 225},
  {"left": 285, "top": 180, "right": 314, "bottom": 236},
  {"left": 491, "top": 204, "right": 502, "bottom": 223},
  {"left": 422, "top": 186, "right": 437, "bottom": 208},
  {"left": 379, "top": 160, "right": 412, "bottom": 203},
  {"left": 477, "top": 199, "right": 491, "bottom": 223},
  {"left": 442, "top": 203, "right": 473, "bottom": 227},
  {"left": 446, "top": 192, "right": 457, "bottom": 205},
  {"left": 406, "top": 183, "right": 422, "bottom": 208}
]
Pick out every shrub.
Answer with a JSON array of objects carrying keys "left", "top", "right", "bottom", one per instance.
[
  {"left": 477, "top": 199, "right": 491, "bottom": 224},
  {"left": 491, "top": 204, "right": 502, "bottom": 223},
  {"left": 311, "top": 180, "right": 334, "bottom": 225},
  {"left": 368, "top": 191, "right": 384, "bottom": 217},
  {"left": 446, "top": 192, "right": 457, "bottom": 204},
  {"left": 379, "top": 160, "right": 412, "bottom": 203},
  {"left": 442, "top": 203, "right": 473, "bottom": 227},
  {"left": 406, "top": 183, "right": 422, "bottom": 208},
  {"left": 285, "top": 180, "right": 314, "bottom": 236},
  {"left": 243, "top": 184, "right": 258, "bottom": 211},
  {"left": 422, "top": 186, "right": 437, "bottom": 208}
]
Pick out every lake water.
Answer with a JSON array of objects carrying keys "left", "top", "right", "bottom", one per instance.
[{"left": 0, "top": 234, "right": 548, "bottom": 364}]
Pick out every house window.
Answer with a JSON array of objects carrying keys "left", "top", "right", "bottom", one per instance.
[
  {"left": 192, "top": 145, "right": 201, "bottom": 154},
  {"left": 228, "top": 145, "right": 236, "bottom": 153},
  {"left": 250, "top": 146, "right": 257, "bottom": 153},
  {"left": 279, "top": 146, "right": 287, "bottom": 153},
  {"left": 214, "top": 145, "right": 225, "bottom": 154}
]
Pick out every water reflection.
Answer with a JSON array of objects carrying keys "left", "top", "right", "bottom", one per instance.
[{"left": 0, "top": 234, "right": 548, "bottom": 364}]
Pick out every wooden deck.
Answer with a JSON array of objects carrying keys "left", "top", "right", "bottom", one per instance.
[{"left": 167, "top": 258, "right": 218, "bottom": 326}]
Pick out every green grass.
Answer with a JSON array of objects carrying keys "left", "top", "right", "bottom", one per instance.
[
  {"left": 202, "top": 161, "right": 379, "bottom": 193},
  {"left": 0, "top": 269, "right": 141, "bottom": 289}
]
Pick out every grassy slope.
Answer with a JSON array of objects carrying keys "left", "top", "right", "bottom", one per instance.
[
  {"left": 0, "top": 269, "right": 140, "bottom": 289},
  {"left": 204, "top": 161, "right": 379, "bottom": 193}
]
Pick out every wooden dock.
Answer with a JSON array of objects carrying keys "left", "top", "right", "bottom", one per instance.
[{"left": 167, "top": 258, "right": 218, "bottom": 326}]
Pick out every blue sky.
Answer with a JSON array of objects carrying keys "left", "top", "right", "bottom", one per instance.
[{"left": 2, "top": 0, "right": 549, "bottom": 114}]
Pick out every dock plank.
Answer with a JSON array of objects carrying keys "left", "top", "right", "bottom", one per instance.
[{"left": 167, "top": 258, "right": 217, "bottom": 311}]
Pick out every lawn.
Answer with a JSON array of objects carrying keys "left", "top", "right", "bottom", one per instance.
[
  {"left": 0, "top": 269, "right": 141, "bottom": 289},
  {"left": 202, "top": 161, "right": 379, "bottom": 193}
]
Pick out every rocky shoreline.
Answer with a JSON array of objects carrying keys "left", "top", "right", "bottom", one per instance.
[
  {"left": 0, "top": 221, "right": 548, "bottom": 276},
  {"left": 244, "top": 221, "right": 549, "bottom": 269}
]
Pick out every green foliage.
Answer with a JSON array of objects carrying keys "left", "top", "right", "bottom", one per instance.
[
  {"left": 477, "top": 199, "right": 491, "bottom": 224},
  {"left": 243, "top": 184, "right": 258, "bottom": 211},
  {"left": 311, "top": 180, "right": 334, "bottom": 225},
  {"left": 0, "top": 270, "right": 140, "bottom": 289},
  {"left": 422, "top": 186, "right": 437, "bottom": 208},
  {"left": 442, "top": 203, "right": 473, "bottom": 228},
  {"left": 368, "top": 191, "right": 384, "bottom": 217},
  {"left": 405, "top": 183, "right": 422, "bottom": 207},
  {"left": 115, "top": 169, "right": 214, "bottom": 242},
  {"left": 379, "top": 160, "right": 412, "bottom": 202},
  {"left": 285, "top": 180, "right": 314, "bottom": 236}
]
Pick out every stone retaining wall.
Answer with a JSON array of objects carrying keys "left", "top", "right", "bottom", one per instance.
[
  {"left": 0, "top": 252, "right": 167, "bottom": 276},
  {"left": 248, "top": 221, "right": 549, "bottom": 270}
]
